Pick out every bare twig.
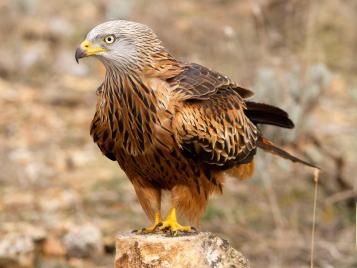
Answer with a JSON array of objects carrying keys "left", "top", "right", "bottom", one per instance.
[{"left": 310, "top": 168, "right": 320, "bottom": 268}]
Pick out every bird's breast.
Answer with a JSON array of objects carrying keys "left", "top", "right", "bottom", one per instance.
[{"left": 91, "top": 88, "right": 175, "bottom": 157}]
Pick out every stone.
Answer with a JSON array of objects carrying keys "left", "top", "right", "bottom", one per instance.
[
  {"left": 115, "top": 232, "right": 249, "bottom": 268},
  {"left": 1, "top": 222, "right": 47, "bottom": 243},
  {"left": 42, "top": 236, "right": 66, "bottom": 257},
  {"left": 63, "top": 223, "right": 103, "bottom": 258},
  {"left": 0, "top": 233, "right": 35, "bottom": 268}
]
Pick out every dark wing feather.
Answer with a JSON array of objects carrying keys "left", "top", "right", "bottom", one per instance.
[
  {"left": 173, "top": 87, "right": 259, "bottom": 169},
  {"left": 168, "top": 63, "right": 254, "bottom": 100},
  {"left": 170, "top": 63, "right": 317, "bottom": 169},
  {"left": 244, "top": 101, "right": 294, "bottom": 128}
]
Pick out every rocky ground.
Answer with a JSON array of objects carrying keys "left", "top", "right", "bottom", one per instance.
[{"left": 0, "top": 0, "right": 356, "bottom": 267}]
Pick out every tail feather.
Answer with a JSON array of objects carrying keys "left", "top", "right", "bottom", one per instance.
[
  {"left": 244, "top": 101, "right": 294, "bottom": 129},
  {"left": 257, "top": 136, "right": 319, "bottom": 169}
]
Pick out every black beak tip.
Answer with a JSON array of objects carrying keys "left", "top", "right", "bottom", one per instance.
[{"left": 75, "top": 47, "right": 86, "bottom": 64}]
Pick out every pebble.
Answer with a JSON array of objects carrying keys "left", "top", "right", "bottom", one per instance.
[
  {"left": 0, "top": 233, "right": 35, "bottom": 268},
  {"left": 63, "top": 223, "right": 103, "bottom": 258}
]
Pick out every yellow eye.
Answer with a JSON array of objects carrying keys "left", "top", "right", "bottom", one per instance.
[{"left": 104, "top": 35, "right": 115, "bottom": 44}]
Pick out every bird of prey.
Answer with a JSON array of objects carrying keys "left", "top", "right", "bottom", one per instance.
[{"left": 75, "top": 20, "right": 316, "bottom": 235}]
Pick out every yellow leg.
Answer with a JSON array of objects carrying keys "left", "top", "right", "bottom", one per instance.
[
  {"left": 159, "top": 208, "right": 196, "bottom": 236},
  {"left": 135, "top": 212, "right": 162, "bottom": 234}
]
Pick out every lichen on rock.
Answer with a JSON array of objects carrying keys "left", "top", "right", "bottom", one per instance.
[{"left": 115, "top": 232, "right": 249, "bottom": 268}]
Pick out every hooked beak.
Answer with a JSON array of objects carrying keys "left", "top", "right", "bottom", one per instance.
[{"left": 75, "top": 40, "right": 108, "bottom": 63}]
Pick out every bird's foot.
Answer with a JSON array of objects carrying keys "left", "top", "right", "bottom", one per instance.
[
  {"left": 158, "top": 208, "right": 197, "bottom": 236},
  {"left": 133, "top": 212, "right": 161, "bottom": 234},
  {"left": 134, "top": 223, "right": 161, "bottom": 234}
]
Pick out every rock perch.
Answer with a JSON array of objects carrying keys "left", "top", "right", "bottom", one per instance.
[{"left": 115, "top": 232, "right": 249, "bottom": 268}]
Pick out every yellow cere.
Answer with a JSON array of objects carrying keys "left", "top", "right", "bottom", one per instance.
[{"left": 80, "top": 40, "right": 108, "bottom": 55}]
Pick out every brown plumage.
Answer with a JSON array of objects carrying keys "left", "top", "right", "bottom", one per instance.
[{"left": 75, "top": 20, "right": 317, "bottom": 232}]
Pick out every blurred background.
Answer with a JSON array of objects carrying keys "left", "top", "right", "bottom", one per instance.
[{"left": 0, "top": 0, "right": 356, "bottom": 267}]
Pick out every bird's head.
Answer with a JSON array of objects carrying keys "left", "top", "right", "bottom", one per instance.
[{"left": 75, "top": 20, "right": 164, "bottom": 71}]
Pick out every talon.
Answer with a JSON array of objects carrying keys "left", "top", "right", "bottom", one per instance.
[
  {"left": 159, "top": 208, "right": 195, "bottom": 235},
  {"left": 133, "top": 212, "right": 162, "bottom": 234},
  {"left": 132, "top": 228, "right": 144, "bottom": 234}
]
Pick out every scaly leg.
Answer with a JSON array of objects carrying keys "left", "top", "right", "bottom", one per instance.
[
  {"left": 159, "top": 208, "right": 196, "bottom": 236},
  {"left": 132, "top": 183, "right": 162, "bottom": 234}
]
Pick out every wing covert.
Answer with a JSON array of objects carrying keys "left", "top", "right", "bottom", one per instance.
[
  {"left": 172, "top": 88, "right": 259, "bottom": 169},
  {"left": 168, "top": 63, "right": 254, "bottom": 100}
]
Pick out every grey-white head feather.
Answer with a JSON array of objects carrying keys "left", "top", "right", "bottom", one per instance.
[{"left": 85, "top": 20, "right": 163, "bottom": 71}]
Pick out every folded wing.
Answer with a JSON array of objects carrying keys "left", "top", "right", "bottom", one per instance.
[{"left": 170, "top": 64, "right": 259, "bottom": 169}]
